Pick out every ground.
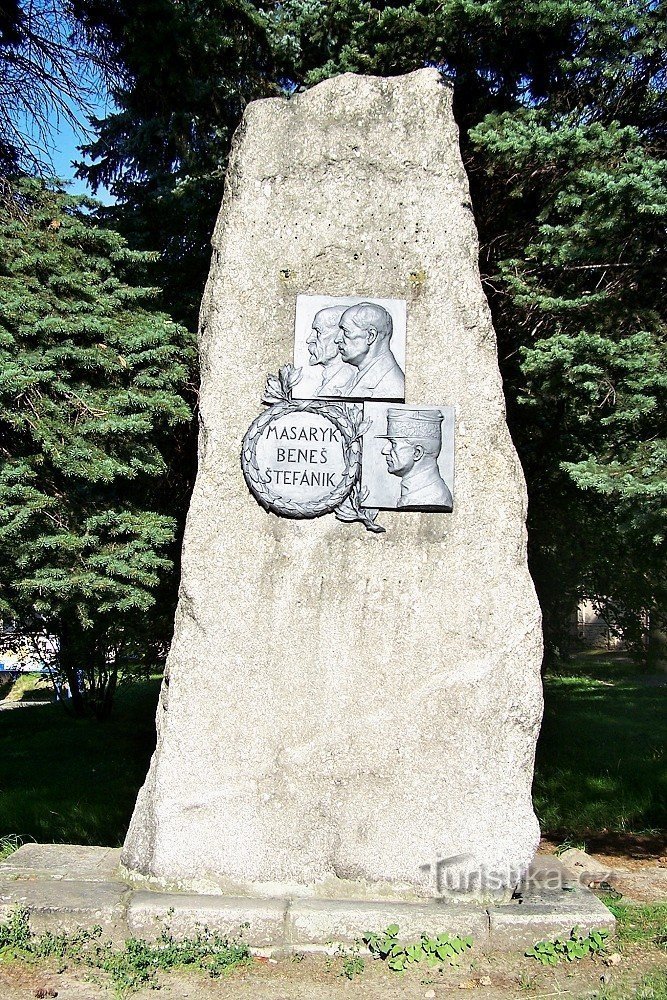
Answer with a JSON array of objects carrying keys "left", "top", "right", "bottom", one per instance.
[
  {"left": 0, "top": 929, "right": 665, "bottom": 999},
  {"left": 0, "top": 651, "right": 665, "bottom": 997}
]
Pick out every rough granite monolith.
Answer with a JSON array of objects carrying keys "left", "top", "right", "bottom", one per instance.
[{"left": 122, "top": 69, "right": 544, "bottom": 901}]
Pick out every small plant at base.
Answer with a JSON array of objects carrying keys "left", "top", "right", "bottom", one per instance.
[
  {"left": 0, "top": 906, "right": 33, "bottom": 953},
  {"left": 517, "top": 970, "right": 537, "bottom": 990},
  {"left": 0, "top": 907, "right": 252, "bottom": 996},
  {"left": 554, "top": 838, "right": 587, "bottom": 856},
  {"left": 364, "top": 924, "right": 473, "bottom": 972},
  {"left": 0, "top": 835, "right": 24, "bottom": 863},
  {"left": 334, "top": 940, "right": 365, "bottom": 979},
  {"left": 526, "top": 928, "right": 608, "bottom": 966}
]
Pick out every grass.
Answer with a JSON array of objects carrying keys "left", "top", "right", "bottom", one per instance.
[
  {"left": 534, "top": 665, "right": 666, "bottom": 835},
  {"left": 603, "top": 899, "right": 667, "bottom": 950},
  {"left": 0, "top": 680, "right": 160, "bottom": 846},
  {"left": 597, "top": 972, "right": 667, "bottom": 1000},
  {"left": 0, "top": 834, "right": 23, "bottom": 861},
  {"left": 594, "top": 901, "right": 667, "bottom": 1000},
  {"left": 552, "top": 648, "right": 651, "bottom": 682},
  {"left": 0, "top": 658, "right": 664, "bottom": 847},
  {"left": 0, "top": 906, "right": 251, "bottom": 997},
  {"left": 2, "top": 672, "right": 52, "bottom": 702}
]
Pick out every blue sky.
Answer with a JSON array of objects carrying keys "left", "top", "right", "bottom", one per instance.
[
  {"left": 46, "top": 98, "right": 115, "bottom": 204},
  {"left": 50, "top": 115, "right": 91, "bottom": 193}
]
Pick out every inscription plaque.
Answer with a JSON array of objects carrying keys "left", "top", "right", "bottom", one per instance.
[
  {"left": 241, "top": 367, "right": 364, "bottom": 519},
  {"left": 241, "top": 295, "right": 455, "bottom": 531}
]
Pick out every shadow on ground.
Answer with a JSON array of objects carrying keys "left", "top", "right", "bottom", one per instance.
[
  {"left": 535, "top": 672, "right": 666, "bottom": 836},
  {"left": 0, "top": 680, "right": 160, "bottom": 846}
]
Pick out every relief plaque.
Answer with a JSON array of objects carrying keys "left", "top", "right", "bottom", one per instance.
[
  {"left": 241, "top": 366, "right": 382, "bottom": 529},
  {"left": 241, "top": 296, "right": 454, "bottom": 532},
  {"left": 361, "top": 403, "right": 455, "bottom": 512},
  {"left": 292, "top": 294, "right": 406, "bottom": 402}
]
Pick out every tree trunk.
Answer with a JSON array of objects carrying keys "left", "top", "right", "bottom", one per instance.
[
  {"left": 646, "top": 613, "right": 667, "bottom": 671},
  {"left": 58, "top": 618, "right": 88, "bottom": 718},
  {"left": 95, "top": 667, "right": 118, "bottom": 721}
]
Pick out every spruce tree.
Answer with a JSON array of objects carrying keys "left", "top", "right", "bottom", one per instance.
[
  {"left": 73, "top": 0, "right": 666, "bottom": 659},
  {"left": 74, "top": 0, "right": 278, "bottom": 328},
  {"left": 0, "top": 177, "right": 193, "bottom": 716},
  {"left": 273, "top": 0, "right": 667, "bottom": 657}
]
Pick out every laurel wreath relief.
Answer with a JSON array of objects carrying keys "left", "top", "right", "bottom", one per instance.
[{"left": 240, "top": 364, "right": 385, "bottom": 533}]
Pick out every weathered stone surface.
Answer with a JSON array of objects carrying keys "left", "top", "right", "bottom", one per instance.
[
  {"left": 287, "top": 899, "right": 488, "bottom": 946},
  {"left": 519, "top": 856, "right": 584, "bottom": 891},
  {"left": 0, "top": 877, "right": 129, "bottom": 938},
  {"left": 488, "top": 858, "right": 615, "bottom": 950},
  {"left": 487, "top": 895, "right": 616, "bottom": 952},
  {"left": 0, "top": 845, "right": 614, "bottom": 952},
  {"left": 122, "top": 68, "right": 543, "bottom": 898},
  {"left": 556, "top": 848, "right": 614, "bottom": 887},
  {"left": 1, "top": 844, "right": 122, "bottom": 882},
  {"left": 128, "top": 892, "right": 287, "bottom": 946}
]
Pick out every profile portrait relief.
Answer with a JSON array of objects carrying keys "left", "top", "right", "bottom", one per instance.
[
  {"left": 335, "top": 302, "right": 405, "bottom": 400},
  {"left": 306, "top": 306, "right": 355, "bottom": 397},
  {"left": 361, "top": 403, "right": 455, "bottom": 512},
  {"left": 292, "top": 295, "right": 406, "bottom": 402}
]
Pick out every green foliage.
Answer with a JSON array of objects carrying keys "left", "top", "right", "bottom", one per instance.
[
  {"left": 269, "top": 0, "right": 667, "bottom": 657},
  {"left": 270, "top": 0, "right": 602, "bottom": 100},
  {"left": 74, "top": 0, "right": 279, "bottom": 328},
  {"left": 364, "top": 923, "right": 473, "bottom": 971},
  {"left": 525, "top": 927, "right": 609, "bottom": 965},
  {"left": 534, "top": 673, "right": 666, "bottom": 833},
  {"left": 631, "top": 972, "right": 667, "bottom": 1000},
  {"left": 70, "top": 0, "right": 667, "bottom": 659},
  {"left": 554, "top": 837, "right": 586, "bottom": 856},
  {"left": 603, "top": 899, "right": 667, "bottom": 950},
  {"left": 462, "top": 2, "right": 667, "bottom": 654},
  {"left": 0, "top": 178, "right": 193, "bottom": 715},
  {"left": 334, "top": 940, "right": 365, "bottom": 978},
  {"left": 0, "top": 906, "right": 251, "bottom": 996},
  {"left": 0, "top": 905, "right": 33, "bottom": 952},
  {"left": 0, "top": 834, "right": 23, "bottom": 862}
]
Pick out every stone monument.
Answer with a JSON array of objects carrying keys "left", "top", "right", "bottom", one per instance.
[{"left": 122, "top": 69, "right": 543, "bottom": 902}]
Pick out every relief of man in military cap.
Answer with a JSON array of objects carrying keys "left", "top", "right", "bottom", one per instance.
[
  {"left": 334, "top": 301, "right": 405, "bottom": 400},
  {"left": 378, "top": 408, "right": 453, "bottom": 510},
  {"left": 306, "top": 305, "right": 356, "bottom": 397}
]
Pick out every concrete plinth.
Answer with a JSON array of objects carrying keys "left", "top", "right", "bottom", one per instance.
[{"left": 0, "top": 846, "right": 615, "bottom": 952}]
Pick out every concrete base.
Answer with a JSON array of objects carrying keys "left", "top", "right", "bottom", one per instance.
[{"left": 0, "top": 846, "right": 614, "bottom": 953}]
